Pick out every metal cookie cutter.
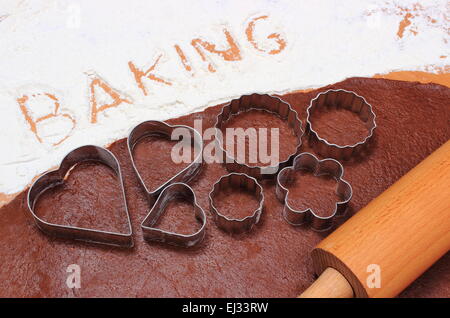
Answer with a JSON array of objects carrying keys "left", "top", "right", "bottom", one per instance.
[
  {"left": 209, "top": 173, "right": 264, "bottom": 234},
  {"left": 27, "top": 145, "right": 133, "bottom": 247},
  {"left": 128, "top": 120, "right": 203, "bottom": 203},
  {"left": 276, "top": 152, "right": 352, "bottom": 231},
  {"left": 306, "top": 89, "right": 376, "bottom": 160},
  {"left": 214, "top": 93, "right": 304, "bottom": 179},
  {"left": 141, "top": 183, "right": 206, "bottom": 247}
]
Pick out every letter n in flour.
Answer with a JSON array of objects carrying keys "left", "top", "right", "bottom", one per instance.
[{"left": 191, "top": 29, "right": 241, "bottom": 73}]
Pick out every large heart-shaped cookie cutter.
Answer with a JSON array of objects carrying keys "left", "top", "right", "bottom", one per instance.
[
  {"left": 127, "top": 120, "right": 203, "bottom": 204},
  {"left": 141, "top": 182, "right": 206, "bottom": 247},
  {"left": 27, "top": 145, "right": 133, "bottom": 247}
]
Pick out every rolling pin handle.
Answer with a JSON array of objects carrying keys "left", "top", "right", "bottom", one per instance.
[{"left": 299, "top": 267, "right": 354, "bottom": 298}]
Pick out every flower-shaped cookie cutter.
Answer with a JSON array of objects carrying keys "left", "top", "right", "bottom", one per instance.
[
  {"left": 209, "top": 173, "right": 264, "bottom": 234},
  {"left": 276, "top": 152, "right": 352, "bottom": 231},
  {"left": 214, "top": 93, "right": 304, "bottom": 179},
  {"left": 127, "top": 120, "right": 203, "bottom": 204},
  {"left": 27, "top": 145, "right": 133, "bottom": 247},
  {"left": 306, "top": 89, "right": 376, "bottom": 160},
  {"left": 141, "top": 182, "right": 206, "bottom": 247}
]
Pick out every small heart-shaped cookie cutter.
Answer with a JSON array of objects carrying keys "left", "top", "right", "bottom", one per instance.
[
  {"left": 214, "top": 93, "right": 304, "bottom": 179},
  {"left": 27, "top": 145, "right": 133, "bottom": 247},
  {"left": 209, "top": 173, "right": 264, "bottom": 234},
  {"left": 141, "top": 182, "right": 206, "bottom": 247},
  {"left": 306, "top": 89, "right": 376, "bottom": 160},
  {"left": 276, "top": 152, "right": 352, "bottom": 231},
  {"left": 127, "top": 120, "right": 203, "bottom": 204}
]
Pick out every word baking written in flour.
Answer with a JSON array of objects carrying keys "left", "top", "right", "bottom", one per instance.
[
  {"left": 17, "top": 15, "right": 286, "bottom": 147},
  {"left": 182, "top": 302, "right": 269, "bottom": 315}
]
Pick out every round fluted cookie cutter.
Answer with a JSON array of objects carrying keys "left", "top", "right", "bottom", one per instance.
[
  {"left": 209, "top": 173, "right": 264, "bottom": 234},
  {"left": 306, "top": 89, "right": 376, "bottom": 160},
  {"left": 276, "top": 152, "right": 352, "bottom": 231},
  {"left": 214, "top": 93, "right": 304, "bottom": 179},
  {"left": 141, "top": 182, "right": 206, "bottom": 248},
  {"left": 27, "top": 145, "right": 133, "bottom": 247},
  {"left": 127, "top": 120, "right": 203, "bottom": 205}
]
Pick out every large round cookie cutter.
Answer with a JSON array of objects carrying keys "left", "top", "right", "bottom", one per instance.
[
  {"left": 209, "top": 173, "right": 264, "bottom": 234},
  {"left": 127, "top": 120, "right": 203, "bottom": 204},
  {"left": 306, "top": 89, "right": 376, "bottom": 160},
  {"left": 214, "top": 93, "right": 304, "bottom": 179}
]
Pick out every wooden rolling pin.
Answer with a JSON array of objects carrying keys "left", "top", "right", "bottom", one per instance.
[{"left": 300, "top": 140, "right": 450, "bottom": 298}]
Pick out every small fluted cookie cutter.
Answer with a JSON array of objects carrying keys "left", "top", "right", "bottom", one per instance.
[
  {"left": 306, "top": 89, "right": 376, "bottom": 160},
  {"left": 128, "top": 120, "right": 203, "bottom": 204},
  {"left": 209, "top": 173, "right": 264, "bottom": 234},
  {"left": 27, "top": 145, "right": 133, "bottom": 247},
  {"left": 276, "top": 152, "right": 352, "bottom": 231},
  {"left": 214, "top": 93, "right": 304, "bottom": 179},
  {"left": 141, "top": 183, "right": 206, "bottom": 247}
]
